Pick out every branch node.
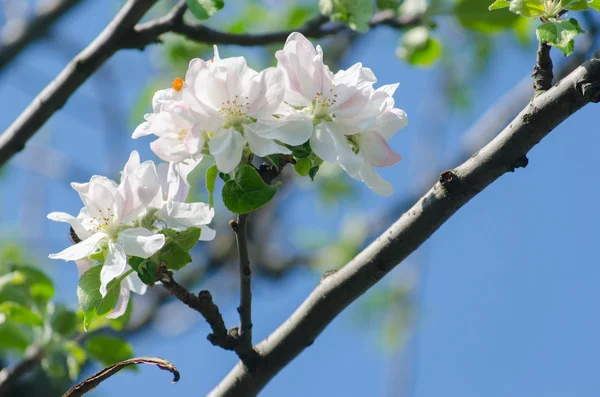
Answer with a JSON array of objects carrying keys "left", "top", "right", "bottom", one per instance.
[
  {"left": 508, "top": 155, "right": 529, "bottom": 172},
  {"left": 439, "top": 170, "right": 460, "bottom": 192}
]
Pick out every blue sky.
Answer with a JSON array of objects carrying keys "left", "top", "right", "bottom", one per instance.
[{"left": 1, "top": 1, "right": 600, "bottom": 396}]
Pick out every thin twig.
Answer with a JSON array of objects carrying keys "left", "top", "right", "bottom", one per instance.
[
  {"left": 532, "top": 41, "right": 553, "bottom": 96},
  {"left": 157, "top": 265, "right": 237, "bottom": 350},
  {"left": 231, "top": 214, "right": 252, "bottom": 348},
  {"left": 62, "top": 356, "right": 179, "bottom": 397},
  {"left": 207, "top": 49, "right": 600, "bottom": 397},
  {"left": 0, "top": 0, "right": 85, "bottom": 71}
]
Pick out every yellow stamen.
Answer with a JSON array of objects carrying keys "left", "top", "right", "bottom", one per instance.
[{"left": 172, "top": 77, "right": 184, "bottom": 92}]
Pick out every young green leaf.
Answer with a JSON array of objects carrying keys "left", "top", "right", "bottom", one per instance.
[
  {"left": 397, "top": 27, "right": 442, "bottom": 66},
  {"left": 85, "top": 334, "right": 135, "bottom": 369},
  {"left": 489, "top": 0, "right": 510, "bottom": 10},
  {"left": 205, "top": 165, "right": 218, "bottom": 208},
  {"left": 77, "top": 266, "right": 121, "bottom": 329},
  {"left": 222, "top": 165, "right": 280, "bottom": 214},
  {"left": 0, "top": 321, "right": 32, "bottom": 351},
  {"left": 562, "top": 0, "right": 589, "bottom": 10},
  {"left": 319, "top": 0, "right": 375, "bottom": 32},
  {"left": 129, "top": 257, "right": 159, "bottom": 285},
  {"left": 509, "top": 0, "right": 546, "bottom": 17},
  {"left": 0, "top": 302, "right": 43, "bottom": 326},
  {"left": 185, "top": 0, "right": 225, "bottom": 20},
  {"left": 294, "top": 157, "right": 312, "bottom": 176},
  {"left": 63, "top": 341, "right": 87, "bottom": 380},
  {"left": 162, "top": 227, "right": 202, "bottom": 251},
  {"left": 156, "top": 242, "right": 192, "bottom": 271},
  {"left": 590, "top": 0, "right": 600, "bottom": 11},
  {"left": 13, "top": 265, "right": 55, "bottom": 302},
  {"left": 536, "top": 18, "right": 585, "bottom": 56}
]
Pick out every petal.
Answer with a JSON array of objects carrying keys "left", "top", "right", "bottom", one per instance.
[
  {"left": 117, "top": 228, "right": 165, "bottom": 259},
  {"left": 122, "top": 151, "right": 141, "bottom": 180},
  {"left": 100, "top": 241, "right": 127, "bottom": 296},
  {"left": 310, "top": 122, "right": 360, "bottom": 167},
  {"left": 47, "top": 211, "right": 92, "bottom": 241},
  {"left": 208, "top": 128, "right": 245, "bottom": 173},
  {"left": 159, "top": 201, "right": 215, "bottom": 229},
  {"left": 244, "top": 126, "right": 291, "bottom": 157},
  {"left": 48, "top": 232, "right": 105, "bottom": 261},
  {"left": 334, "top": 63, "right": 377, "bottom": 92},
  {"left": 75, "top": 258, "right": 94, "bottom": 277},
  {"left": 372, "top": 108, "right": 408, "bottom": 141},
  {"left": 132, "top": 120, "right": 153, "bottom": 139},
  {"left": 199, "top": 225, "right": 216, "bottom": 241},
  {"left": 330, "top": 86, "right": 369, "bottom": 119},
  {"left": 358, "top": 163, "right": 394, "bottom": 196},
  {"left": 126, "top": 272, "right": 147, "bottom": 295},
  {"left": 359, "top": 131, "right": 401, "bottom": 167},
  {"left": 105, "top": 282, "right": 130, "bottom": 319},
  {"left": 255, "top": 110, "right": 313, "bottom": 146},
  {"left": 151, "top": 88, "right": 181, "bottom": 112},
  {"left": 71, "top": 177, "right": 118, "bottom": 219},
  {"left": 150, "top": 136, "right": 194, "bottom": 163},
  {"left": 247, "top": 67, "right": 285, "bottom": 116}
]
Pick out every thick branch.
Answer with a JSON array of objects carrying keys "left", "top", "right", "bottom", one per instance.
[
  {"left": 0, "top": 346, "right": 44, "bottom": 397},
  {"left": 207, "top": 50, "right": 600, "bottom": 397},
  {"left": 532, "top": 41, "right": 554, "bottom": 96},
  {"left": 0, "top": 0, "right": 84, "bottom": 71},
  {"left": 0, "top": 0, "right": 159, "bottom": 168},
  {"left": 130, "top": 6, "right": 422, "bottom": 49}
]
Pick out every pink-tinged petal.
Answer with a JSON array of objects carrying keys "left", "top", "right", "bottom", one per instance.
[
  {"left": 151, "top": 88, "right": 181, "bottom": 113},
  {"left": 247, "top": 67, "right": 284, "bottom": 116},
  {"left": 105, "top": 282, "right": 130, "bottom": 319},
  {"left": 75, "top": 259, "right": 94, "bottom": 277},
  {"left": 159, "top": 201, "right": 215, "bottom": 230},
  {"left": 126, "top": 272, "right": 147, "bottom": 295},
  {"left": 208, "top": 128, "right": 245, "bottom": 173},
  {"left": 100, "top": 241, "right": 127, "bottom": 296},
  {"left": 359, "top": 131, "right": 401, "bottom": 167},
  {"left": 117, "top": 228, "right": 165, "bottom": 258},
  {"left": 150, "top": 136, "right": 193, "bottom": 163},
  {"left": 334, "top": 63, "right": 377, "bottom": 92},
  {"left": 330, "top": 86, "right": 369, "bottom": 119},
  {"left": 359, "top": 163, "right": 394, "bottom": 196},
  {"left": 49, "top": 232, "right": 105, "bottom": 261},
  {"left": 373, "top": 108, "right": 408, "bottom": 141}
]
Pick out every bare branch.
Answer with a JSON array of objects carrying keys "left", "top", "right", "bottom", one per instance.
[
  {"left": 62, "top": 356, "right": 179, "bottom": 397},
  {"left": 0, "top": 0, "right": 85, "bottom": 71},
  {"left": 230, "top": 214, "right": 253, "bottom": 348},
  {"left": 0, "top": 0, "right": 160, "bottom": 168},
  {"left": 130, "top": 5, "right": 421, "bottom": 50},
  {"left": 532, "top": 41, "right": 553, "bottom": 96},
  {"left": 207, "top": 50, "right": 600, "bottom": 397}
]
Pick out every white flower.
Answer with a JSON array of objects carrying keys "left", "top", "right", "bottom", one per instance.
[
  {"left": 48, "top": 156, "right": 166, "bottom": 296},
  {"left": 276, "top": 32, "right": 407, "bottom": 195},
  {"left": 181, "top": 46, "right": 312, "bottom": 173},
  {"left": 132, "top": 86, "right": 207, "bottom": 163},
  {"left": 122, "top": 151, "right": 216, "bottom": 240}
]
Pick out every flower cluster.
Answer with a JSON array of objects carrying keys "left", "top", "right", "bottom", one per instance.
[
  {"left": 49, "top": 151, "right": 214, "bottom": 320},
  {"left": 48, "top": 33, "right": 407, "bottom": 323},
  {"left": 134, "top": 33, "right": 407, "bottom": 196}
]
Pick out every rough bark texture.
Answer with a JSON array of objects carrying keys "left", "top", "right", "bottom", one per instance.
[{"left": 207, "top": 50, "right": 600, "bottom": 397}]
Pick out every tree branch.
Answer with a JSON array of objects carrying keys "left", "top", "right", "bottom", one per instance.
[
  {"left": 0, "top": 0, "right": 85, "bottom": 71},
  {"left": 0, "top": 0, "right": 160, "bottom": 168},
  {"left": 532, "top": 41, "right": 554, "bottom": 96},
  {"left": 62, "top": 356, "right": 179, "bottom": 397},
  {"left": 230, "top": 214, "right": 253, "bottom": 348},
  {"left": 207, "top": 50, "right": 600, "bottom": 397},
  {"left": 130, "top": 6, "right": 421, "bottom": 50}
]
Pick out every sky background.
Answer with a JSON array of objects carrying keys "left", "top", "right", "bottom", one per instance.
[{"left": 1, "top": 1, "right": 600, "bottom": 396}]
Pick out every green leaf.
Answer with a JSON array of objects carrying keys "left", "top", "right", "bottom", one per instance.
[
  {"left": 85, "top": 335, "right": 134, "bottom": 368},
  {"left": 162, "top": 227, "right": 202, "bottom": 251},
  {"left": 319, "top": 0, "right": 375, "bottom": 32},
  {"left": 51, "top": 304, "right": 78, "bottom": 337},
  {"left": 129, "top": 257, "right": 159, "bottom": 285},
  {"left": 397, "top": 27, "right": 442, "bottom": 66},
  {"left": 536, "top": 18, "right": 585, "bottom": 56},
  {"left": 13, "top": 265, "right": 54, "bottom": 302},
  {"left": 456, "top": 0, "right": 519, "bottom": 33},
  {"left": 63, "top": 341, "right": 86, "bottom": 381},
  {"left": 0, "top": 302, "right": 43, "bottom": 326},
  {"left": 309, "top": 165, "right": 320, "bottom": 181},
  {"left": 563, "top": 0, "right": 589, "bottom": 10},
  {"left": 76, "top": 266, "right": 121, "bottom": 330},
  {"left": 206, "top": 165, "right": 218, "bottom": 208},
  {"left": 508, "top": 0, "right": 546, "bottom": 17},
  {"left": 294, "top": 158, "right": 312, "bottom": 177},
  {"left": 0, "top": 272, "right": 24, "bottom": 291},
  {"left": 590, "top": 0, "right": 600, "bottom": 11},
  {"left": 157, "top": 242, "right": 192, "bottom": 271},
  {"left": 288, "top": 141, "right": 312, "bottom": 159},
  {"left": 219, "top": 172, "right": 231, "bottom": 182},
  {"left": 489, "top": 0, "right": 510, "bottom": 10},
  {"left": 185, "top": 0, "right": 224, "bottom": 20},
  {"left": 222, "top": 165, "right": 280, "bottom": 214},
  {"left": 0, "top": 321, "right": 31, "bottom": 352}
]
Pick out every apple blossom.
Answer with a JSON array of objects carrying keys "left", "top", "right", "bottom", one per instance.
[{"left": 48, "top": 157, "right": 166, "bottom": 296}]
